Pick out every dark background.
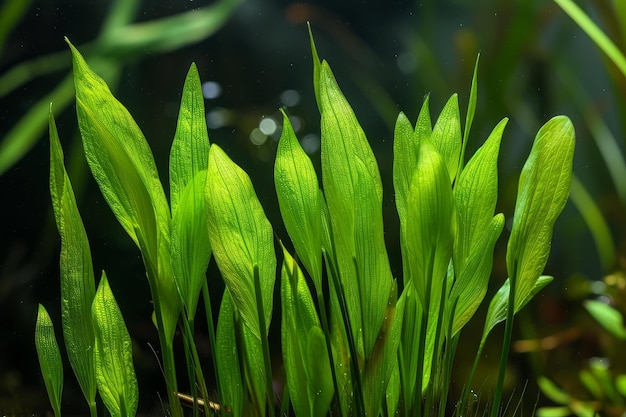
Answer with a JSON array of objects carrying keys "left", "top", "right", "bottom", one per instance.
[{"left": 1, "top": 0, "right": 624, "bottom": 415}]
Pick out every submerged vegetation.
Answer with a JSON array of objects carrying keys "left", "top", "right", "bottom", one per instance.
[{"left": 33, "top": 27, "right": 576, "bottom": 417}]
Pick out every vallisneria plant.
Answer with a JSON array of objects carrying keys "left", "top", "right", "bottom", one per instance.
[{"left": 36, "top": 28, "right": 575, "bottom": 417}]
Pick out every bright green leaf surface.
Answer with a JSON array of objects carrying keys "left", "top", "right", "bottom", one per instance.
[
  {"left": 281, "top": 246, "right": 332, "bottom": 417},
  {"left": 170, "top": 62, "right": 210, "bottom": 213},
  {"left": 68, "top": 40, "right": 179, "bottom": 341},
  {"left": 507, "top": 116, "right": 575, "bottom": 311},
  {"left": 206, "top": 144, "right": 276, "bottom": 340},
  {"left": 92, "top": 272, "right": 138, "bottom": 417},
  {"left": 405, "top": 139, "right": 453, "bottom": 310},
  {"left": 275, "top": 111, "right": 322, "bottom": 292},
  {"left": 49, "top": 108, "right": 97, "bottom": 410},
  {"left": 215, "top": 291, "right": 243, "bottom": 417},
  {"left": 35, "top": 304, "right": 63, "bottom": 417},
  {"left": 169, "top": 63, "right": 211, "bottom": 317},
  {"left": 318, "top": 59, "right": 392, "bottom": 359},
  {"left": 430, "top": 94, "right": 462, "bottom": 183}
]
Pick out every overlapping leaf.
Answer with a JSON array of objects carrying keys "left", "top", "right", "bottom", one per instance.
[
  {"left": 68, "top": 40, "right": 179, "bottom": 341},
  {"left": 205, "top": 144, "right": 276, "bottom": 340},
  {"left": 170, "top": 63, "right": 211, "bottom": 316},
  {"left": 48, "top": 109, "right": 96, "bottom": 408},
  {"left": 275, "top": 112, "right": 322, "bottom": 291},
  {"left": 318, "top": 60, "right": 392, "bottom": 359},
  {"left": 281, "top": 246, "right": 332, "bottom": 417}
]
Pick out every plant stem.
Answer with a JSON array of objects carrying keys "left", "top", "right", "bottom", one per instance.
[
  {"left": 202, "top": 281, "right": 223, "bottom": 404},
  {"left": 490, "top": 277, "right": 516, "bottom": 417}
]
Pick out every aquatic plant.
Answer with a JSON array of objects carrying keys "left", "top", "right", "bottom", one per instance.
[{"left": 35, "top": 28, "right": 575, "bottom": 417}]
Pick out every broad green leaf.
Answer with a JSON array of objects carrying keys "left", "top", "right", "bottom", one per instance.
[
  {"left": 171, "top": 171, "right": 211, "bottom": 316},
  {"left": 393, "top": 111, "right": 419, "bottom": 240},
  {"left": 35, "top": 304, "right": 63, "bottom": 417},
  {"left": 305, "top": 327, "right": 334, "bottom": 417},
  {"left": 281, "top": 246, "right": 332, "bottom": 417},
  {"left": 49, "top": 108, "right": 97, "bottom": 409},
  {"left": 275, "top": 111, "right": 322, "bottom": 291},
  {"left": 405, "top": 139, "right": 454, "bottom": 310},
  {"left": 68, "top": 40, "right": 179, "bottom": 341},
  {"left": 481, "top": 275, "right": 553, "bottom": 347},
  {"left": 450, "top": 214, "right": 504, "bottom": 336},
  {"left": 319, "top": 59, "right": 391, "bottom": 359},
  {"left": 353, "top": 156, "right": 394, "bottom": 358},
  {"left": 506, "top": 116, "right": 575, "bottom": 311},
  {"left": 169, "top": 63, "right": 211, "bottom": 318},
  {"left": 453, "top": 118, "right": 507, "bottom": 268},
  {"left": 170, "top": 62, "right": 210, "bottom": 213},
  {"left": 584, "top": 300, "right": 626, "bottom": 340},
  {"left": 394, "top": 99, "right": 431, "bottom": 283},
  {"left": 92, "top": 272, "right": 138, "bottom": 417},
  {"left": 205, "top": 144, "right": 276, "bottom": 340},
  {"left": 430, "top": 94, "right": 462, "bottom": 183},
  {"left": 215, "top": 291, "right": 243, "bottom": 417},
  {"left": 362, "top": 280, "right": 404, "bottom": 416}
]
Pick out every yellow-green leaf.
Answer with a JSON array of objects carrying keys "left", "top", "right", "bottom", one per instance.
[
  {"left": 49, "top": 108, "right": 96, "bottom": 409},
  {"left": 275, "top": 111, "right": 322, "bottom": 292},
  {"left": 92, "top": 272, "right": 138, "bottom": 417},
  {"left": 35, "top": 304, "right": 63, "bottom": 417},
  {"left": 206, "top": 144, "right": 276, "bottom": 340},
  {"left": 507, "top": 116, "right": 575, "bottom": 311}
]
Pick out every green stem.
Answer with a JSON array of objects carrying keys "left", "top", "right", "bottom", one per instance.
[
  {"left": 490, "top": 277, "right": 516, "bottom": 417},
  {"left": 202, "top": 281, "right": 223, "bottom": 405}
]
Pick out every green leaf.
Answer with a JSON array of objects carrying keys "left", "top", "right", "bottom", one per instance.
[
  {"left": 35, "top": 304, "right": 63, "bottom": 417},
  {"left": 481, "top": 276, "right": 553, "bottom": 347},
  {"left": 275, "top": 111, "right": 322, "bottom": 292},
  {"left": 554, "top": 0, "right": 626, "bottom": 79},
  {"left": 584, "top": 300, "right": 626, "bottom": 340},
  {"left": 67, "top": 40, "right": 179, "bottom": 341},
  {"left": 215, "top": 291, "right": 243, "bottom": 417},
  {"left": 205, "top": 144, "right": 276, "bottom": 340},
  {"left": 430, "top": 94, "right": 462, "bottom": 183},
  {"left": 280, "top": 246, "right": 332, "bottom": 417},
  {"left": 170, "top": 62, "right": 210, "bottom": 213},
  {"left": 362, "top": 280, "right": 404, "bottom": 416},
  {"left": 307, "top": 23, "right": 322, "bottom": 109},
  {"left": 538, "top": 377, "right": 571, "bottom": 405},
  {"left": 459, "top": 54, "right": 480, "bottom": 173},
  {"left": 453, "top": 118, "right": 507, "bottom": 268},
  {"left": 506, "top": 116, "right": 575, "bottom": 311},
  {"left": 405, "top": 139, "right": 454, "bottom": 310},
  {"left": 49, "top": 107, "right": 97, "bottom": 409},
  {"left": 450, "top": 214, "right": 504, "bottom": 336},
  {"left": 319, "top": 59, "right": 392, "bottom": 359},
  {"left": 92, "top": 271, "right": 138, "bottom": 417},
  {"left": 170, "top": 63, "right": 211, "bottom": 317}
]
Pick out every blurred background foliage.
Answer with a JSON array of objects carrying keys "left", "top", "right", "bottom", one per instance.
[{"left": 0, "top": 0, "right": 625, "bottom": 415}]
